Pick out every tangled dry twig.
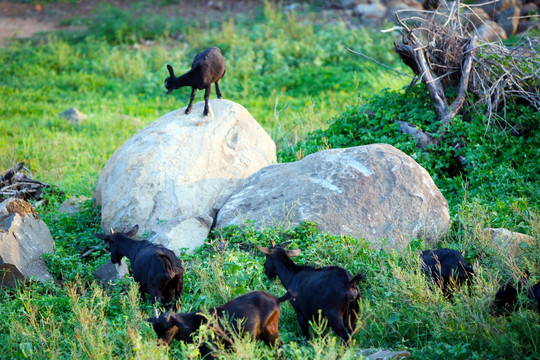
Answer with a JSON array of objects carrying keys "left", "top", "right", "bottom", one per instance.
[
  {"left": 0, "top": 162, "right": 50, "bottom": 202},
  {"left": 384, "top": 1, "right": 540, "bottom": 147}
]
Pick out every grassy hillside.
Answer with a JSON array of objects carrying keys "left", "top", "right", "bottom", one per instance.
[{"left": 1, "top": 1, "right": 539, "bottom": 359}]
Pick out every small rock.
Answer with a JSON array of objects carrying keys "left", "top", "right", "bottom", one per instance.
[
  {"left": 497, "top": 6, "right": 520, "bottom": 37},
  {"left": 59, "top": 107, "right": 87, "bottom": 125},
  {"left": 94, "top": 259, "right": 129, "bottom": 287},
  {"left": 332, "top": 0, "right": 358, "bottom": 9},
  {"left": 0, "top": 198, "right": 54, "bottom": 288},
  {"left": 481, "top": 228, "right": 534, "bottom": 258},
  {"left": 354, "top": 2, "right": 387, "bottom": 26},
  {"left": 58, "top": 196, "right": 89, "bottom": 214},
  {"left": 463, "top": 7, "right": 491, "bottom": 28},
  {"left": 475, "top": 20, "right": 507, "bottom": 41},
  {"left": 358, "top": 348, "right": 411, "bottom": 360},
  {"left": 521, "top": 3, "right": 538, "bottom": 16}
]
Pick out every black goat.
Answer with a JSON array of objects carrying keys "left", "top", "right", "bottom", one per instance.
[
  {"left": 420, "top": 248, "right": 474, "bottom": 297},
  {"left": 148, "top": 291, "right": 290, "bottom": 358},
  {"left": 256, "top": 241, "right": 364, "bottom": 343},
  {"left": 165, "top": 46, "right": 226, "bottom": 116},
  {"left": 494, "top": 271, "right": 540, "bottom": 314},
  {"left": 94, "top": 225, "right": 184, "bottom": 307}
]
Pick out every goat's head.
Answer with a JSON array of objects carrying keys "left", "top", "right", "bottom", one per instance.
[
  {"left": 93, "top": 225, "right": 139, "bottom": 264},
  {"left": 256, "top": 241, "right": 300, "bottom": 281},
  {"left": 147, "top": 308, "right": 193, "bottom": 345},
  {"left": 347, "top": 272, "right": 365, "bottom": 302},
  {"left": 165, "top": 64, "right": 176, "bottom": 94}
]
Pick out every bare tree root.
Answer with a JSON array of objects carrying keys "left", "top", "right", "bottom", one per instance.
[{"left": 0, "top": 162, "right": 50, "bottom": 203}]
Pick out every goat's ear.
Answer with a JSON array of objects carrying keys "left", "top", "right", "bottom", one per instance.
[
  {"left": 93, "top": 232, "right": 108, "bottom": 240},
  {"left": 350, "top": 272, "right": 366, "bottom": 287},
  {"left": 167, "top": 64, "right": 175, "bottom": 77},
  {"left": 285, "top": 249, "right": 301, "bottom": 257},
  {"left": 256, "top": 244, "right": 272, "bottom": 255},
  {"left": 125, "top": 225, "right": 139, "bottom": 238}
]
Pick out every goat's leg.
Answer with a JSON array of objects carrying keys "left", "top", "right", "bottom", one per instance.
[
  {"left": 215, "top": 81, "right": 223, "bottom": 99},
  {"left": 296, "top": 313, "right": 310, "bottom": 339},
  {"left": 203, "top": 85, "right": 211, "bottom": 116},
  {"left": 186, "top": 87, "right": 197, "bottom": 114},
  {"left": 344, "top": 302, "right": 359, "bottom": 333},
  {"left": 326, "top": 313, "right": 350, "bottom": 343}
]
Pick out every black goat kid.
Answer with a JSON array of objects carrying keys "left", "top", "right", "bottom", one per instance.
[
  {"left": 165, "top": 46, "right": 226, "bottom": 116},
  {"left": 94, "top": 225, "right": 184, "bottom": 307},
  {"left": 494, "top": 271, "right": 540, "bottom": 314},
  {"left": 420, "top": 248, "right": 474, "bottom": 297},
  {"left": 257, "top": 241, "right": 364, "bottom": 343},
  {"left": 148, "top": 291, "right": 291, "bottom": 358}
]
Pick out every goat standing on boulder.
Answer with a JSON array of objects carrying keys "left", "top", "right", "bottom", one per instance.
[
  {"left": 147, "top": 290, "right": 291, "bottom": 358},
  {"left": 94, "top": 225, "right": 184, "bottom": 307},
  {"left": 256, "top": 241, "right": 364, "bottom": 343},
  {"left": 165, "top": 46, "right": 226, "bottom": 116}
]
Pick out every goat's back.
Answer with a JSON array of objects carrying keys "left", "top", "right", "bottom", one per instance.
[
  {"left": 191, "top": 47, "right": 226, "bottom": 84},
  {"left": 131, "top": 242, "right": 183, "bottom": 279},
  {"left": 289, "top": 266, "right": 358, "bottom": 314},
  {"left": 421, "top": 249, "right": 473, "bottom": 280}
]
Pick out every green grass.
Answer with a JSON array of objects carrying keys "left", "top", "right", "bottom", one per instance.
[
  {"left": 0, "top": 1, "right": 407, "bottom": 195},
  {"left": 1, "top": 1, "right": 539, "bottom": 359}
]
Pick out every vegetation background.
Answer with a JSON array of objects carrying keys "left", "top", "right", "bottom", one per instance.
[{"left": 0, "top": 0, "right": 538, "bottom": 359}]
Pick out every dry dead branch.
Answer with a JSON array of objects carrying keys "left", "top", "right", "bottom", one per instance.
[
  {"left": 382, "top": 1, "right": 540, "bottom": 146},
  {"left": 0, "top": 162, "right": 50, "bottom": 202}
]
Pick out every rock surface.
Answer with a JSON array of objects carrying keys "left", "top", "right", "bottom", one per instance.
[
  {"left": 94, "top": 99, "right": 276, "bottom": 254},
  {"left": 59, "top": 107, "right": 87, "bottom": 125},
  {"left": 481, "top": 228, "right": 535, "bottom": 258},
  {"left": 58, "top": 195, "right": 88, "bottom": 214},
  {"left": 216, "top": 144, "right": 450, "bottom": 249},
  {"left": 94, "top": 259, "right": 130, "bottom": 287},
  {"left": 358, "top": 348, "right": 411, "bottom": 360},
  {"left": 0, "top": 198, "right": 54, "bottom": 287}
]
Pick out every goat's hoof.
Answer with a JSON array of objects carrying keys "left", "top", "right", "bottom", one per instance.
[
  {"left": 185, "top": 108, "right": 192, "bottom": 115},
  {"left": 217, "top": 95, "right": 223, "bottom": 99}
]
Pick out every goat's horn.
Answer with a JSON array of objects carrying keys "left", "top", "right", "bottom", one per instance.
[
  {"left": 167, "top": 64, "right": 175, "bottom": 77},
  {"left": 165, "top": 310, "right": 172, "bottom": 322},
  {"left": 154, "top": 307, "right": 159, "bottom": 318},
  {"left": 110, "top": 228, "right": 115, "bottom": 234},
  {"left": 270, "top": 240, "right": 276, "bottom": 247}
]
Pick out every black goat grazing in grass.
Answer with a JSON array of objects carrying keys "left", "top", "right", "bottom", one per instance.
[
  {"left": 94, "top": 225, "right": 184, "bottom": 307},
  {"left": 256, "top": 241, "right": 364, "bottom": 343},
  {"left": 494, "top": 271, "right": 540, "bottom": 314},
  {"left": 165, "top": 46, "right": 226, "bottom": 116},
  {"left": 148, "top": 291, "right": 291, "bottom": 358},
  {"left": 420, "top": 248, "right": 475, "bottom": 297}
]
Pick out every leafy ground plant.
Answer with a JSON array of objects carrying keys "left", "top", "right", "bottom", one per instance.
[{"left": 0, "top": 1, "right": 539, "bottom": 359}]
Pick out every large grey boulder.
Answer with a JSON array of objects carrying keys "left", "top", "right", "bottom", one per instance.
[
  {"left": 216, "top": 144, "right": 450, "bottom": 250},
  {"left": 94, "top": 99, "right": 276, "bottom": 254},
  {"left": 0, "top": 198, "right": 54, "bottom": 287}
]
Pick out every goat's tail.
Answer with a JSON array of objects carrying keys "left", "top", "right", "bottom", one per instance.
[
  {"left": 277, "top": 289, "right": 296, "bottom": 304},
  {"left": 157, "top": 249, "right": 180, "bottom": 278}
]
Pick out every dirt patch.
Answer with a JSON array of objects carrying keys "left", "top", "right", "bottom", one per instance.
[
  {"left": 0, "top": 0, "right": 316, "bottom": 46},
  {"left": 0, "top": 17, "right": 58, "bottom": 46},
  {"left": 4, "top": 199, "right": 40, "bottom": 219}
]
